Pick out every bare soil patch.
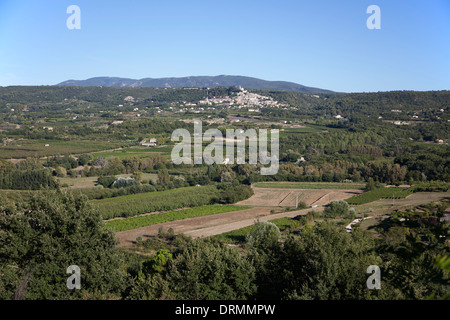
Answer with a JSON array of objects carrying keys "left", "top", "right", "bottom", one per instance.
[
  {"left": 115, "top": 207, "right": 273, "bottom": 248},
  {"left": 236, "top": 187, "right": 363, "bottom": 207}
]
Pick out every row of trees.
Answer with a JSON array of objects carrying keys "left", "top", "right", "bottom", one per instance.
[
  {"left": 51, "top": 154, "right": 169, "bottom": 178},
  {"left": 0, "top": 170, "right": 58, "bottom": 190},
  {"left": 250, "top": 161, "right": 409, "bottom": 184},
  {"left": 0, "top": 158, "right": 58, "bottom": 190}
]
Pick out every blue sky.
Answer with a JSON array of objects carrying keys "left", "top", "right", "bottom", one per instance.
[{"left": 0, "top": 0, "right": 449, "bottom": 92}]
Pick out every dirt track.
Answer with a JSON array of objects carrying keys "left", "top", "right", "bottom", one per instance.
[
  {"left": 115, "top": 188, "right": 449, "bottom": 248},
  {"left": 116, "top": 207, "right": 272, "bottom": 247},
  {"left": 183, "top": 206, "right": 324, "bottom": 238},
  {"left": 115, "top": 186, "right": 361, "bottom": 247},
  {"left": 115, "top": 205, "right": 324, "bottom": 248}
]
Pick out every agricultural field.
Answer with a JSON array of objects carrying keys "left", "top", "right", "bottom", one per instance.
[
  {"left": 1, "top": 1, "right": 450, "bottom": 303},
  {"left": 105, "top": 205, "right": 251, "bottom": 232},
  {"left": 91, "top": 147, "right": 171, "bottom": 160},
  {"left": 349, "top": 192, "right": 450, "bottom": 215},
  {"left": 238, "top": 186, "right": 363, "bottom": 207},
  {"left": 115, "top": 206, "right": 275, "bottom": 247},
  {"left": 279, "top": 125, "right": 329, "bottom": 137},
  {"left": 346, "top": 187, "right": 412, "bottom": 205},
  {"left": 91, "top": 185, "right": 221, "bottom": 219},
  {"left": 139, "top": 173, "right": 159, "bottom": 184},
  {"left": 58, "top": 176, "right": 99, "bottom": 189},
  {"left": 0, "top": 139, "right": 125, "bottom": 159}
]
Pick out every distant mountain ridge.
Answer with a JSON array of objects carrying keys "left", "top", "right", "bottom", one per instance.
[{"left": 57, "top": 75, "right": 333, "bottom": 93}]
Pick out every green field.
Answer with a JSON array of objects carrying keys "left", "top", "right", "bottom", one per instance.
[
  {"left": 58, "top": 176, "right": 99, "bottom": 189},
  {"left": 346, "top": 187, "right": 412, "bottom": 205},
  {"left": 279, "top": 126, "right": 326, "bottom": 137},
  {"left": 214, "top": 217, "right": 296, "bottom": 244},
  {"left": 91, "top": 151, "right": 168, "bottom": 160},
  {"left": 92, "top": 152, "right": 162, "bottom": 159},
  {"left": 253, "top": 182, "right": 365, "bottom": 190},
  {"left": 91, "top": 185, "right": 221, "bottom": 219},
  {"left": 0, "top": 139, "right": 125, "bottom": 159},
  {"left": 105, "top": 205, "right": 251, "bottom": 232}
]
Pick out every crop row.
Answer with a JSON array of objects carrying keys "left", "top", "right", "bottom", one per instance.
[
  {"left": 91, "top": 185, "right": 222, "bottom": 219},
  {"left": 346, "top": 187, "right": 412, "bottom": 205},
  {"left": 105, "top": 205, "right": 251, "bottom": 232}
]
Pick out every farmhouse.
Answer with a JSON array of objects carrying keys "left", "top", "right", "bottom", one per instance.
[
  {"left": 141, "top": 138, "right": 157, "bottom": 147},
  {"left": 141, "top": 142, "right": 156, "bottom": 147}
]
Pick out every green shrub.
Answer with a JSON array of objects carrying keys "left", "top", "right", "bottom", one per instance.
[
  {"left": 246, "top": 221, "right": 281, "bottom": 252},
  {"left": 221, "top": 185, "right": 254, "bottom": 204},
  {"left": 324, "top": 200, "right": 350, "bottom": 218},
  {"left": 97, "top": 176, "right": 116, "bottom": 188}
]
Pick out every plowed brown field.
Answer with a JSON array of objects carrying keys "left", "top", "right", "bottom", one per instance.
[{"left": 236, "top": 187, "right": 363, "bottom": 207}]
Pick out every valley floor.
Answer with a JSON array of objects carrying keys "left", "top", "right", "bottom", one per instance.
[{"left": 115, "top": 190, "right": 449, "bottom": 248}]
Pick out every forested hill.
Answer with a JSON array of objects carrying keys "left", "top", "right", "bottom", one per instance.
[
  {"left": 56, "top": 75, "right": 333, "bottom": 94},
  {"left": 0, "top": 86, "right": 448, "bottom": 118}
]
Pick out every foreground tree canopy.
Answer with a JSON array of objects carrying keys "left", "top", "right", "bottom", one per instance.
[
  {"left": 0, "top": 191, "right": 448, "bottom": 300},
  {"left": 0, "top": 190, "right": 126, "bottom": 299}
]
